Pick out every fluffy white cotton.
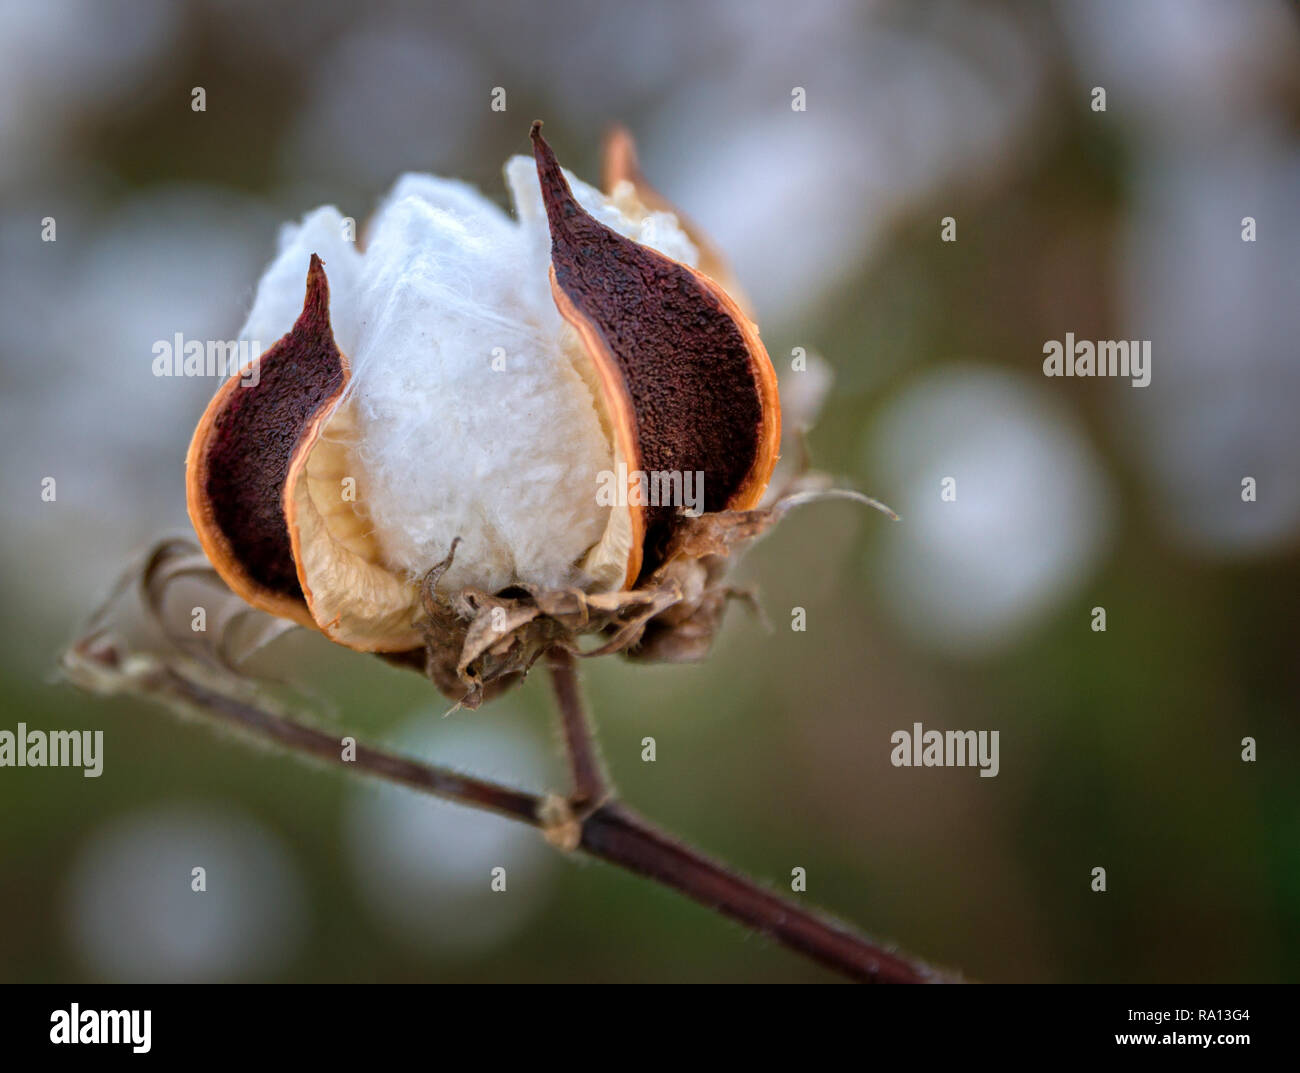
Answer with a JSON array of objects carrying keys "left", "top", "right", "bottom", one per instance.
[
  {"left": 234, "top": 157, "right": 698, "bottom": 594},
  {"left": 346, "top": 188, "right": 610, "bottom": 592}
]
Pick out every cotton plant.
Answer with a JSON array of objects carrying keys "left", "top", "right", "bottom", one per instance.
[{"left": 65, "top": 123, "right": 927, "bottom": 983}]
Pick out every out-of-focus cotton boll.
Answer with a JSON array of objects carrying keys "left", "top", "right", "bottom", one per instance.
[
  {"left": 867, "top": 365, "right": 1114, "bottom": 657},
  {"left": 64, "top": 806, "right": 307, "bottom": 982}
]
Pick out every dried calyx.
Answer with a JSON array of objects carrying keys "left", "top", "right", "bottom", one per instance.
[{"left": 187, "top": 122, "right": 797, "bottom": 705}]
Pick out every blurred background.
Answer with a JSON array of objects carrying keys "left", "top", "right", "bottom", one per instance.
[{"left": 1, "top": 0, "right": 1298, "bottom": 983}]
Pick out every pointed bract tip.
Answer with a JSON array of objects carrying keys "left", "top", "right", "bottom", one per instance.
[
  {"left": 529, "top": 121, "right": 581, "bottom": 233},
  {"left": 529, "top": 120, "right": 544, "bottom": 141},
  {"left": 299, "top": 253, "right": 332, "bottom": 332}
]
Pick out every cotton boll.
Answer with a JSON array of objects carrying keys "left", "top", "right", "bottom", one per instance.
[
  {"left": 334, "top": 159, "right": 700, "bottom": 595},
  {"left": 230, "top": 157, "right": 702, "bottom": 599}
]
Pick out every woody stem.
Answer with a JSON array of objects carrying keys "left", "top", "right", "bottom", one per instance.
[
  {"left": 133, "top": 663, "right": 541, "bottom": 823},
  {"left": 545, "top": 646, "right": 608, "bottom": 806},
  {"left": 541, "top": 649, "right": 943, "bottom": 983},
  {"left": 576, "top": 800, "right": 941, "bottom": 982},
  {"left": 72, "top": 644, "right": 948, "bottom": 983}
]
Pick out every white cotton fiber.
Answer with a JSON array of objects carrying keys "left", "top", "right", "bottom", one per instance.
[
  {"left": 344, "top": 190, "right": 610, "bottom": 593},
  {"left": 235, "top": 155, "right": 699, "bottom": 595}
]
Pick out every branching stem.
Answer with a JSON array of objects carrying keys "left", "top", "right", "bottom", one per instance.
[{"left": 75, "top": 645, "right": 950, "bottom": 983}]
